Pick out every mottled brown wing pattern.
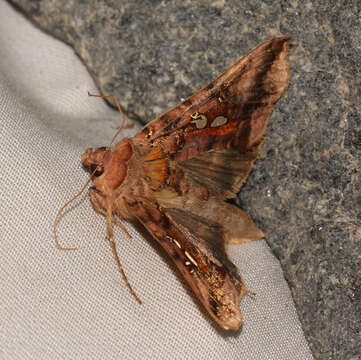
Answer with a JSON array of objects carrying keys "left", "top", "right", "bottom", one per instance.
[
  {"left": 124, "top": 197, "right": 245, "bottom": 330},
  {"left": 80, "top": 36, "right": 292, "bottom": 331},
  {"left": 134, "top": 36, "right": 292, "bottom": 200},
  {"left": 134, "top": 36, "right": 291, "bottom": 162}
]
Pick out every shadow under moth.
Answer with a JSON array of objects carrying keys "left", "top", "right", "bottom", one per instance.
[{"left": 57, "top": 36, "right": 292, "bottom": 331}]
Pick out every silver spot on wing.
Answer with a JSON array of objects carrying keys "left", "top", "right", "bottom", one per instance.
[
  {"left": 190, "top": 113, "right": 208, "bottom": 129},
  {"left": 210, "top": 116, "right": 227, "bottom": 128}
]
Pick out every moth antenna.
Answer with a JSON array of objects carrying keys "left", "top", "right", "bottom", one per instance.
[
  {"left": 106, "top": 203, "right": 142, "bottom": 304},
  {"left": 53, "top": 167, "right": 100, "bottom": 251},
  {"left": 87, "top": 92, "right": 134, "bottom": 147}
]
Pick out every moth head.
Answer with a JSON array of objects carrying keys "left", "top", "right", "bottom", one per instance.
[
  {"left": 81, "top": 146, "right": 110, "bottom": 178},
  {"left": 81, "top": 140, "right": 132, "bottom": 193}
]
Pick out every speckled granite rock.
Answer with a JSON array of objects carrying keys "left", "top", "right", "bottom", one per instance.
[{"left": 8, "top": 0, "right": 361, "bottom": 359}]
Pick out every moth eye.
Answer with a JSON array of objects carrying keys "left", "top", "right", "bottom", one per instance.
[{"left": 90, "top": 164, "right": 104, "bottom": 177}]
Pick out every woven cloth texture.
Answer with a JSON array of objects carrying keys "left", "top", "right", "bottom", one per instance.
[{"left": 0, "top": 1, "right": 313, "bottom": 359}]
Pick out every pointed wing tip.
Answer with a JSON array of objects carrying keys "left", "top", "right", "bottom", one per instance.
[
  {"left": 282, "top": 36, "right": 294, "bottom": 50},
  {"left": 274, "top": 35, "right": 294, "bottom": 43},
  {"left": 272, "top": 36, "right": 294, "bottom": 53},
  {"left": 268, "top": 36, "right": 293, "bottom": 56}
]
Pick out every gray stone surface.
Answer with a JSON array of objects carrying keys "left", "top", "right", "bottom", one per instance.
[{"left": 7, "top": 0, "right": 361, "bottom": 359}]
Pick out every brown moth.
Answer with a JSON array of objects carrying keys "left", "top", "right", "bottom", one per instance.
[{"left": 81, "top": 37, "right": 292, "bottom": 330}]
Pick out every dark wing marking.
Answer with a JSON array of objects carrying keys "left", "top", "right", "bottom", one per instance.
[
  {"left": 124, "top": 197, "right": 246, "bottom": 330},
  {"left": 133, "top": 37, "right": 292, "bottom": 163}
]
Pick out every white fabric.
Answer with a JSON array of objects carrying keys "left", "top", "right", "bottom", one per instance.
[{"left": 0, "top": 1, "right": 313, "bottom": 359}]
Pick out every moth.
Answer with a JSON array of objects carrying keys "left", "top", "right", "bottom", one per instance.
[{"left": 76, "top": 37, "right": 292, "bottom": 330}]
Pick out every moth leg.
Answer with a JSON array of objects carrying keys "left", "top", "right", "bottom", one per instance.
[
  {"left": 106, "top": 202, "right": 142, "bottom": 304},
  {"left": 89, "top": 187, "right": 107, "bottom": 212},
  {"left": 90, "top": 188, "right": 131, "bottom": 237}
]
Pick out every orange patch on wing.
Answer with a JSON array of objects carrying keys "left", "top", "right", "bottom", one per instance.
[
  {"left": 142, "top": 146, "right": 165, "bottom": 161},
  {"left": 145, "top": 159, "right": 169, "bottom": 183}
]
